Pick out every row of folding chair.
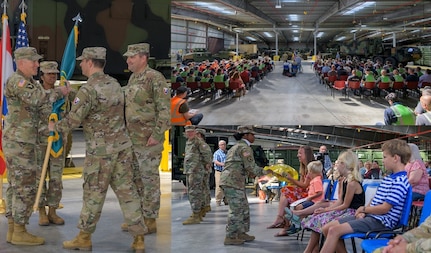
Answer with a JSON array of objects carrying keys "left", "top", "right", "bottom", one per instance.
[{"left": 361, "top": 190, "right": 431, "bottom": 253}]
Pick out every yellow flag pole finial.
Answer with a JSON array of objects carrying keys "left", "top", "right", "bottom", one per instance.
[{"left": 20, "top": 12, "right": 26, "bottom": 23}]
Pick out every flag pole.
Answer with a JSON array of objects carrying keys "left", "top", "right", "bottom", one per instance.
[
  {"left": 33, "top": 138, "right": 53, "bottom": 212},
  {"left": 0, "top": 0, "right": 9, "bottom": 214}
]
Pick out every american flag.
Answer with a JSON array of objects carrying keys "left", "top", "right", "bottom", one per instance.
[{"left": 15, "top": 19, "right": 29, "bottom": 49}]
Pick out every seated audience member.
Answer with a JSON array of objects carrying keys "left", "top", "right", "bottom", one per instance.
[
  {"left": 170, "top": 86, "right": 203, "bottom": 125},
  {"left": 267, "top": 146, "right": 314, "bottom": 232},
  {"left": 228, "top": 71, "right": 246, "bottom": 97},
  {"left": 347, "top": 69, "right": 362, "bottom": 95},
  {"left": 240, "top": 67, "right": 252, "bottom": 89},
  {"left": 419, "top": 69, "right": 431, "bottom": 88},
  {"left": 375, "top": 69, "right": 392, "bottom": 96},
  {"left": 383, "top": 93, "right": 415, "bottom": 125},
  {"left": 358, "top": 160, "right": 367, "bottom": 178},
  {"left": 302, "top": 151, "right": 365, "bottom": 253},
  {"left": 283, "top": 60, "right": 291, "bottom": 76},
  {"left": 415, "top": 95, "right": 431, "bottom": 125},
  {"left": 276, "top": 161, "right": 324, "bottom": 236},
  {"left": 390, "top": 69, "right": 405, "bottom": 84},
  {"left": 374, "top": 215, "right": 431, "bottom": 253},
  {"left": 405, "top": 67, "right": 420, "bottom": 83},
  {"left": 414, "top": 87, "right": 431, "bottom": 115},
  {"left": 319, "top": 139, "right": 411, "bottom": 253},
  {"left": 405, "top": 143, "right": 429, "bottom": 201}
]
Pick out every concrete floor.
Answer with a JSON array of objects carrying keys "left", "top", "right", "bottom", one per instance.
[
  {"left": 0, "top": 130, "right": 172, "bottom": 253},
  {"left": 188, "top": 61, "right": 420, "bottom": 125},
  {"left": 172, "top": 181, "right": 359, "bottom": 253}
]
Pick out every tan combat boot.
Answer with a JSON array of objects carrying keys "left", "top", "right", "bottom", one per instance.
[
  {"left": 6, "top": 218, "right": 14, "bottom": 243},
  {"left": 63, "top": 230, "right": 92, "bottom": 251},
  {"left": 11, "top": 223, "right": 45, "bottom": 245},
  {"left": 182, "top": 212, "right": 201, "bottom": 225},
  {"left": 224, "top": 236, "right": 245, "bottom": 245},
  {"left": 48, "top": 207, "right": 65, "bottom": 225},
  {"left": 39, "top": 207, "right": 49, "bottom": 226},
  {"left": 131, "top": 235, "right": 145, "bottom": 252},
  {"left": 121, "top": 222, "right": 128, "bottom": 231},
  {"left": 238, "top": 233, "right": 255, "bottom": 241},
  {"left": 144, "top": 217, "right": 157, "bottom": 234},
  {"left": 199, "top": 208, "right": 206, "bottom": 220}
]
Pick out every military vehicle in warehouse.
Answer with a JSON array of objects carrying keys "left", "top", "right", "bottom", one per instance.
[
  {"left": 324, "top": 38, "right": 422, "bottom": 66},
  {"left": 181, "top": 48, "right": 214, "bottom": 64},
  {"left": 17, "top": 0, "right": 170, "bottom": 83}
]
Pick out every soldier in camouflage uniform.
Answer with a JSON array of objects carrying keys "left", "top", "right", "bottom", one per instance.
[
  {"left": 122, "top": 43, "right": 171, "bottom": 234},
  {"left": 4, "top": 47, "right": 71, "bottom": 246},
  {"left": 182, "top": 126, "right": 213, "bottom": 225},
  {"left": 220, "top": 126, "right": 267, "bottom": 245},
  {"left": 36, "top": 61, "right": 76, "bottom": 226},
  {"left": 196, "top": 128, "right": 213, "bottom": 216},
  {"left": 50, "top": 47, "right": 146, "bottom": 252},
  {"left": 373, "top": 215, "right": 431, "bottom": 253}
]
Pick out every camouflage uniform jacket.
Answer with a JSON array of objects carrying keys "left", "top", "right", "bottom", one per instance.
[
  {"left": 123, "top": 65, "right": 170, "bottom": 144},
  {"left": 4, "top": 70, "right": 63, "bottom": 144},
  {"left": 37, "top": 84, "right": 77, "bottom": 144},
  {"left": 183, "top": 136, "right": 212, "bottom": 174},
  {"left": 402, "top": 215, "right": 431, "bottom": 253},
  {"left": 220, "top": 139, "right": 264, "bottom": 190},
  {"left": 55, "top": 71, "right": 132, "bottom": 156}
]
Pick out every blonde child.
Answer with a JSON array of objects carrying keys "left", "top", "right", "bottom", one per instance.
[{"left": 282, "top": 161, "right": 324, "bottom": 235}]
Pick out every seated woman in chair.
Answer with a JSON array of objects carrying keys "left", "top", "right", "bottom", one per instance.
[
  {"left": 266, "top": 146, "right": 314, "bottom": 234},
  {"left": 229, "top": 71, "right": 246, "bottom": 97},
  {"left": 406, "top": 144, "right": 429, "bottom": 201}
]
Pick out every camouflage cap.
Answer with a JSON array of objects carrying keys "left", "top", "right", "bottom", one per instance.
[
  {"left": 123, "top": 43, "right": 150, "bottom": 57},
  {"left": 14, "top": 47, "right": 43, "bottom": 61},
  {"left": 237, "top": 125, "right": 255, "bottom": 134},
  {"left": 40, "top": 61, "right": 59, "bottom": 74},
  {"left": 76, "top": 47, "right": 106, "bottom": 60},
  {"left": 196, "top": 128, "right": 206, "bottom": 136},
  {"left": 184, "top": 125, "right": 196, "bottom": 132}
]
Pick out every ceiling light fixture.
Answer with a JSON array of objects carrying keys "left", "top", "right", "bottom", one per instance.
[{"left": 275, "top": 0, "right": 281, "bottom": 8}]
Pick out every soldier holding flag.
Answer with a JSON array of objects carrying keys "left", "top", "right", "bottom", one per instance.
[
  {"left": 4, "top": 47, "right": 71, "bottom": 246},
  {"left": 35, "top": 61, "right": 76, "bottom": 226}
]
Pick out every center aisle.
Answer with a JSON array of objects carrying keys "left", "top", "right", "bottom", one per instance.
[{"left": 189, "top": 60, "right": 418, "bottom": 125}]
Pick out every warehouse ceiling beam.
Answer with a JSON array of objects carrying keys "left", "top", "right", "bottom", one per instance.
[{"left": 215, "top": 0, "right": 277, "bottom": 26}]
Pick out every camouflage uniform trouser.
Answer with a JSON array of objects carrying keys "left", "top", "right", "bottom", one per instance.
[
  {"left": 186, "top": 172, "right": 205, "bottom": 213},
  {"left": 78, "top": 147, "right": 146, "bottom": 236},
  {"left": 36, "top": 144, "right": 65, "bottom": 208},
  {"left": 131, "top": 143, "right": 163, "bottom": 218},
  {"left": 202, "top": 171, "right": 211, "bottom": 208},
  {"left": 221, "top": 186, "right": 250, "bottom": 238},
  {"left": 4, "top": 141, "right": 37, "bottom": 224}
]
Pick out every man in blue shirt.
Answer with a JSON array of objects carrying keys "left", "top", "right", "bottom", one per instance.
[{"left": 213, "top": 140, "right": 228, "bottom": 206}]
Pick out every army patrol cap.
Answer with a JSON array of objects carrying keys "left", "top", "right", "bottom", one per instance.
[
  {"left": 123, "top": 43, "right": 150, "bottom": 57},
  {"left": 237, "top": 125, "right": 255, "bottom": 134},
  {"left": 14, "top": 47, "right": 43, "bottom": 61},
  {"left": 196, "top": 128, "right": 206, "bottom": 136},
  {"left": 40, "top": 61, "right": 59, "bottom": 74},
  {"left": 185, "top": 125, "right": 196, "bottom": 132},
  {"left": 76, "top": 47, "right": 106, "bottom": 60}
]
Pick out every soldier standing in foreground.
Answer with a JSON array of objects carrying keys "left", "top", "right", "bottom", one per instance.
[
  {"left": 195, "top": 128, "right": 213, "bottom": 217},
  {"left": 36, "top": 61, "right": 76, "bottom": 226},
  {"left": 220, "top": 126, "right": 268, "bottom": 245},
  {"left": 122, "top": 43, "right": 171, "bottom": 234},
  {"left": 50, "top": 47, "right": 146, "bottom": 252},
  {"left": 4, "top": 47, "right": 70, "bottom": 246},
  {"left": 182, "top": 126, "right": 213, "bottom": 225}
]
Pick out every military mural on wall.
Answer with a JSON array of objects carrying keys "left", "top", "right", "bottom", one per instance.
[{"left": 4, "top": 0, "right": 170, "bottom": 81}]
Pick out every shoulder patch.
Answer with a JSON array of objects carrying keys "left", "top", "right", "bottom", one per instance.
[
  {"left": 243, "top": 151, "right": 251, "bottom": 157},
  {"left": 18, "top": 80, "right": 25, "bottom": 87},
  {"left": 163, "top": 87, "right": 169, "bottom": 95},
  {"left": 73, "top": 97, "right": 81, "bottom": 105}
]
